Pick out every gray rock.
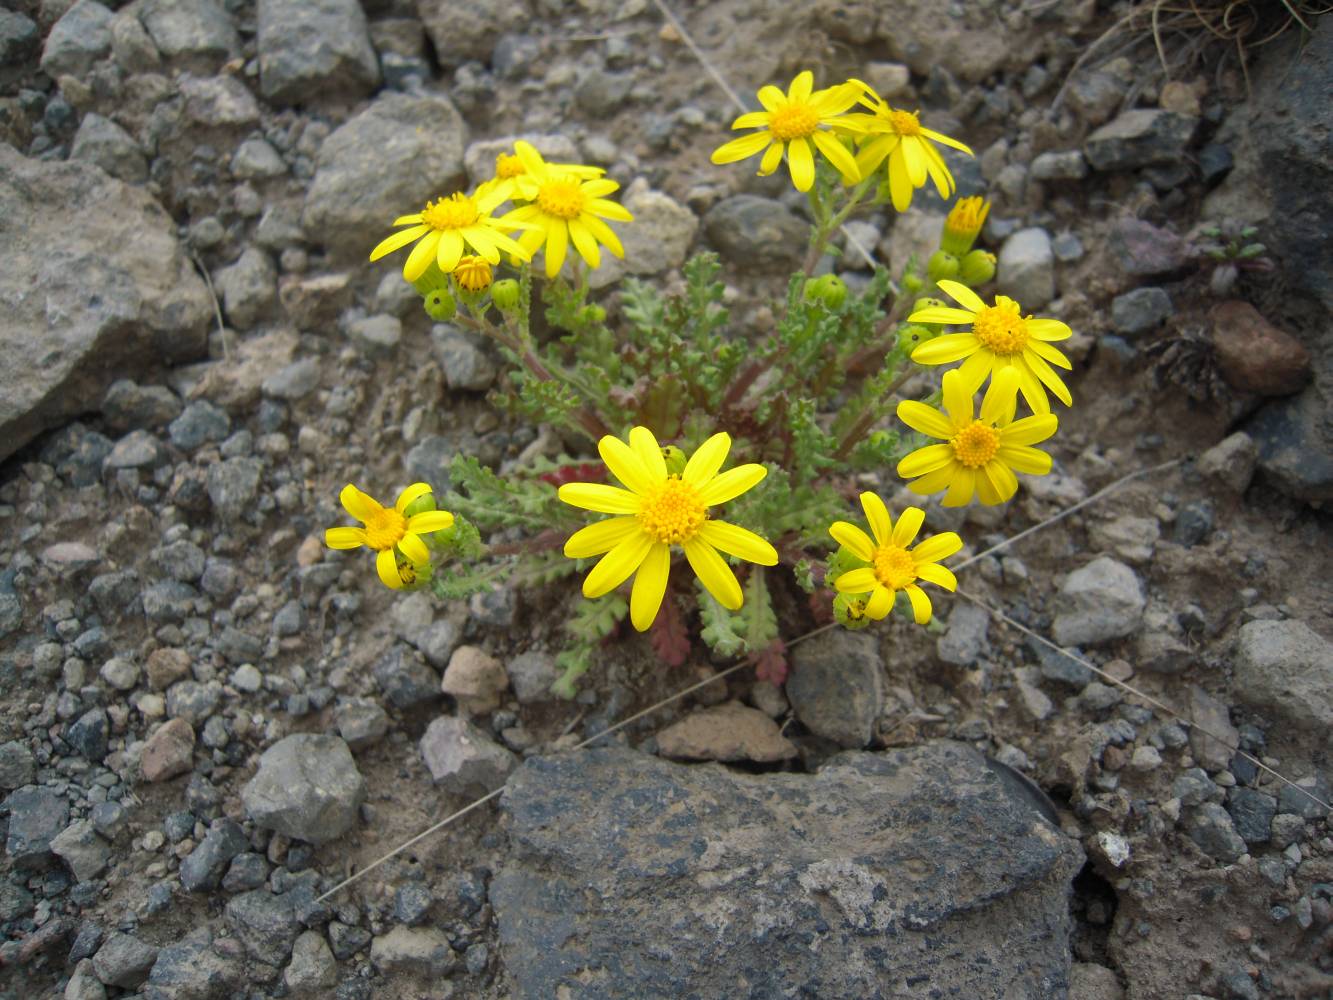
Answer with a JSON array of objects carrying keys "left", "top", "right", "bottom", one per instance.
[
  {"left": 225, "top": 890, "right": 300, "bottom": 965},
  {"left": 786, "top": 629, "right": 884, "bottom": 748},
  {"left": 493, "top": 743, "right": 1082, "bottom": 999},
  {"left": 655, "top": 701, "right": 797, "bottom": 763},
  {"left": 1029, "top": 150, "right": 1087, "bottom": 181},
  {"left": 997, "top": 227, "right": 1055, "bottom": 309},
  {"left": 937, "top": 602, "right": 991, "bottom": 666},
  {"left": 143, "top": 926, "right": 243, "bottom": 999},
  {"left": 215, "top": 247, "right": 276, "bottom": 330},
  {"left": 178, "top": 73, "right": 259, "bottom": 127},
  {"left": 105, "top": 428, "right": 164, "bottom": 470},
  {"left": 1197, "top": 432, "right": 1258, "bottom": 494},
  {"left": 70, "top": 113, "right": 148, "bottom": 184},
  {"left": 1268, "top": 813, "right": 1304, "bottom": 848},
  {"left": 64, "top": 959, "right": 106, "bottom": 1000},
  {"left": 369, "top": 925, "right": 456, "bottom": 978},
  {"left": 303, "top": 92, "right": 466, "bottom": 259},
  {"left": 1084, "top": 109, "right": 1198, "bottom": 171},
  {"left": 1278, "top": 774, "right": 1330, "bottom": 820},
  {"left": 1184, "top": 802, "right": 1246, "bottom": 862},
  {"left": 166, "top": 680, "right": 220, "bottom": 724},
  {"left": 103, "top": 379, "right": 182, "bottom": 431},
  {"left": 0, "top": 146, "right": 209, "bottom": 463},
  {"left": 93, "top": 932, "right": 159, "bottom": 989},
  {"left": 335, "top": 698, "right": 388, "bottom": 752},
  {"left": 261, "top": 358, "right": 318, "bottom": 400},
  {"left": 506, "top": 651, "right": 559, "bottom": 704},
  {"left": 373, "top": 644, "right": 441, "bottom": 710},
  {"left": 0, "top": 741, "right": 36, "bottom": 790},
  {"left": 51, "top": 819, "right": 111, "bottom": 881},
  {"left": 257, "top": 0, "right": 378, "bottom": 105},
  {"left": 1226, "top": 788, "right": 1276, "bottom": 845},
  {"left": 1246, "top": 386, "right": 1333, "bottom": 504},
  {"left": 179, "top": 818, "right": 247, "bottom": 891},
  {"left": 206, "top": 457, "right": 262, "bottom": 521},
  {"left": 419, "top": 716, "right": 518, "bottom": 797},
  {"left": 221, "top": 852, "right": 268, "bottom": 892},
  {"left": 285, "top": 930, "right": 337, "bottom": 995},
  {"left": 1107, "top": 218, "right": 1192, "bottom": 278},
  {"left": 138, "top": 0, "right": 239, "bottom": 72},
  {"left": 1028, "top": 637, "right": 1093, "bottom": 687},
  {"left": 1110, "top": 287, "right": 1172, "bottom": 336},
  {"left": 431, "top": 328, "right": 495, "bottom": 391},
  {"left": 169, "top": 399, "right": 230, "bottom": 450},
  {"left": 0, "top": 11, "right": 39, "bottom": 91},
  {"left": 1188, "top": 685, "right": 1240, "bottom": 772},
  {"left": 346, "top": 314, "right": 402, "bottom": 358},
  {"left": 40, "top": 0, "right": 113, "bottom": 78},
  {"left": 4, "top": 786, "right": 69, "bottom": 867},
  {"left": 230, "top": 137, "right": 287, "bottom": 179},
  {"left": 418, "top": 0, "right": 527, "bottom": 67},
  {"left": 1051, "top": 557, "right": 1145, "bottom": 646},
  {"left": 110, "top": 8, "right": 162, "bottom": 73},
  {"left": 91, "top": 801, "right": 128, "bottom": 838},
  {"left": 1172, "top": 768, "right": 1221, "bottom": 807},
  {"left": 1173, "top": 499, "right": 1214, "bottom": 547},
  {"left": 67, "top": 707, "right": 109, "bottom": 761},
  {"left": 327, "top": 920, "right": 371, "bottom": 960},
  {"left": 393, "top": 883, "right": 434, "bottom": 925},
  {"left": 242, "top": 734, "right": 365, "bottom": 844},
  {"left": 703, "top": 196, "right": 807, "bottom": 271},
  {"left": 1233, "top": 619, "right": 1333, "bottom": 736}
]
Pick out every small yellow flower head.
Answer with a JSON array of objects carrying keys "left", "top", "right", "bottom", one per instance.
[
  {"left": 495, "top": 151, "right": 525, "bottom": 179},
  {"left": 711, "top": 71, "right": 865, "bottom": 192},
  {"left": 482, "top": 146, "right": 604, "bottom": 204},
  {"left": 369, "top": 188, "right": 535, "bottom": 283},
  {"left": 453, "top": 255, "right": 492, "bottom": 292},
  {"left": 842, "top": 83, "right": 974, "bottom": 212},
  {"left": 941, "top": 196, "right": 990, "bottom": 256},
  {"left": 908, "top": 280, "right": 1074, "bottom": 413},
  {"left": 557, "top": 426, "right": 777, "bottom": 631},
  {"left": 897, "top": 368, "right": 1058, "bottom": 507},
  {"left": 497, "top": 141, "right": 632, "bottom": 279},
  {"left": 828, "top": 493, "right": 962, "bottom": 624},
  {"left": 324, "top": 483, "right": 455, "bottom": 590}
]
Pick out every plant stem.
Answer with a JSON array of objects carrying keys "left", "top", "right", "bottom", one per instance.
[{"left": 832, "top": 368, "right": 915, "bottom": 461}]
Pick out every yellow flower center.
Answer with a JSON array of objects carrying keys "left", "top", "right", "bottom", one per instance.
[
  {"left": 421, "top": 193, "right": 479, "bottom": 231},
  {"left": 888, "top": 109, "right": 922, "bottom": 136},
  {"left": 363, "top": 506, "right": 407, "bottom": 551},
  {"left": 638, "top": 476, "right": 706, "bottom": 545},
  {"left": 454, "top": 255, "right": 492, "bottom": 291},
  {"left": 951, "top": 421, "right": 1002, "bottom": 468},
  {"left": 872, "top": 544, "right": 917, "bottom": 590},
  {"left": 768, "top": 104, "right": 820, "bottom": 142},
  {"left": 537, "top": 179, "right": 586, "bottom": 220},
  {"left": 973, "top": 303, "right": 1030, "bottom": 356},
  {"left": 495, "top": 152, "right": 525, "bottom": 179}
]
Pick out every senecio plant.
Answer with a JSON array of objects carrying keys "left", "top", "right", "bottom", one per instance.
[{"left": 326, "top": 72, "right": 1075, "bottom": 697}]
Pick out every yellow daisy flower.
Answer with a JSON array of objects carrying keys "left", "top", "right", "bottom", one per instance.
[
  {"left": 324, "top": 483, "right": 455, "bottom": 590},
  {"left": 558, "top": 426, "right": 778, "bottom": 632},
  {"left": 908, "top": 279, "right": 1074, "bottom": 414},
  {"left": 896, "top": 368, "right": 1058, "bottom": 507},
  {"left": 369, "top": 188, "right": 533, "bottom": 283},
  {"left": 710, "top": 70, "right": 863, "bottom": 192},
  {"left": 480, "top": 148, "right": 603, "bottom": 204},
  {"left": 497, "top": 141, "right": 632, "bottom": 279},
  {"left": 941, "top": 195, "right": 990, "bottom": 255},
  {"left": 453, "top": 255, "right": 492, "bottom": 292},
  {"left": 843, "top": 83, "right": 973, "bottom": 212},
  {"left": 828, "top": 493, "right": 962, "bottom": 624}
]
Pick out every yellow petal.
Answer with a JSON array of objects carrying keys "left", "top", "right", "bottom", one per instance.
[
  {"left": 544, "top": 218, "right": 568, "bottom": 279},
  {"left": 369, "top": 225, "right": 430, "bottom": 262},
  {"left": 905, "top": 464, "right": 958, "bottom": 497},
  {"left": 941, "top": 369, "right": 973, "bottom": 426},
  {"left": 1027, "top": 318, "right": 1072, "bottom": 341},
  {"left": 898, "top": 443, "right": 954, "bottom": 479},
  {"left": 865, "top": 586, "right": 894, "bottom": 619},
  {"left": 406, "top": 511, "right": 455, "bottom": 533},
  {"left": 696, "top": 464, "right": 766, "bottom": 506},
  {"left": 759, "top": 141, "right": 783, "bottom": 175},
  {"left": 557, "top": 483, "right": 642, "bottom": 514},
  {"left": 587, "top": 199, "right": 633, "bottom": 222},
  {"left": 937, "top": 280, "right": 987, "bottom": 313},
  {"left": 896, "top": 401, "right": 955, "bottom": 440},
  {"left": 683, "top": 537, "right": 741, "bottom": 610},
  {"left": 811, "top": 129, "right": 860, "bottom": 183},
  {"left": 980, "top": 461, "right": 1018, "bottom": 505},
  {"left": 887, "top": 149, "right": 913, "bottom": 211},
  {"left": 581, "top": 214, "right": 625, "bottom": 258},
  {"left": 682, "top": 432, "right": 731, "bottom": 487},
  {"left": 564, "top": 516, "right": 642, "bottom": 559},
  {"left": 629, "top": 542, "right": 671, "bottom": 631},
  {"left": 788, "top": 70, "right": 813, "bottom": 103},
  {"left": 437, "top": 230, "right": 465, "bottom": 273},
  {"left": 997, "top": 445, "right": 1053, "bottom": 475},
  {"left": 916, "top": 562, "right": 957, "bottom": 591},
  {"left": 911, "top": 334, "right": 981, "bottom": 365},
  {"left": 376, "top": 549, "right": 403, "bottom": 590},
  {"left": 1023, "top": 354, "right": 1073, "bottom": 407},
  {"left": 904, "top": 584, "right": 933, "bottom": 624},
  {"left": 980, "top": 368, "right": 1020, "bottom": 426},
  {"left": 787, "top": 137, "right": 815, "bottom": 192},
  {"left": 941, "top": 468, "right": 976, "bottom": 507},
  {"left": 858, "top": 492, "right": 892, "bottom": 546},
  {"left": 891, "top": 507, "right": 925, "bottom": 548},
  {"left": 828, "top": 521, "right": 874, "bottom": 562},
  {"left": 711, "top": 131, "right": 772, "bottom": 165},
  {"left": 396, "top": 531, "right": 429, "bottom": 564},
  {"left": 697, "top": 521, "right": 778, "bottom": 566},
  {"left": 583, "top": 531, "right": 653, "bottom": 598},
  {"left": 730, "top": 111, "right": 769, "bottom": 130},
  {"left": 756, "top": 85, "right": 785, "bottom": 112},
  {"left": 403, "top": 230, "right": 441, "bottom": 282},
  {"left": 908, "top": 306, "right": 977, "bottom": 326},
  {"left": 340, "top": 483, "right": 381, "bottom": 522},
  {"left": 567, "top": 216, "right": 601, "bottom": 270},
  {"left": 598, "top": 434, "right": 657, "bottom": 495},
  {"left": 834, "top": 567, "right": 878, "bottom": 594},
  {"left": 324, "top": 527, "right": 365, "bottom": 550},
  {"left": 395, "top": 482, "right": 433, "bottom": 512},
  {"left": 912, "top": 532, "right": 963, "bottom": 564},
  {"left": 628, "top": 426, "right": 667, "bottom": 482}
]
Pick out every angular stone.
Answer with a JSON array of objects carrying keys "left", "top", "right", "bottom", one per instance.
[
  {"left": 40, "top": 0, "right": 113, "bottom": 78},
  {"left": 1188, "top": 686, "right": 1240, "bottom": 773},
  {"left": 997, "top": 227, "right": 1055, "bottom": 309},
  {"left": 493, "top": 743, "right": 1082, "bottom": 999},
  {"left": 703, "top": 196, "right": 806, "bottom": 272},
  {"left": 1107, "top": 218, "right": 1192, "bottom": 278},
  {"left": 787, "top": 629, "right": 884, "bottom": 748},
  {"left": 417, "top": 0, "right": 527, "bottom": 67},
  {"left": 303, "top": 93, "right": 466, "bottom": 259},
  {"left": 419, "top": 716, "right": 517, "bottom": 797},
  {"left": 285, "top": 929, "right": 337, "bottom": 995},
  {"left": 1052, "top": 557, "right": 1145, "bottom": 646},
  {"left": 141, "top": 717, "right": 196, "bottom": 782},
  {"left": 4, "top": 786, "right": 69, "bottom": 868},
  {"left": 0, "top": 146, "right": 209, "bottom": 463},
  {"left": 93, "top": 932, "right": 159, "bottom": 989},
  {"left": 1110, "top": 287, "right": 1172, "bottom": 337},
  {"left": 441, "top": 645, "right": 508, "bottom": 715},
  {"left": 1247, "top": 385, "right": 1333, "bottom": 505},
  {"left": 1210, "top": 300, "right": 1311, "bottom": 397},
  {"left": 70, "top": 113, "right": 148, "bottom": 184},
  {"left": 1226, "top": 788, "right": 1276, "bottom": 845},
  {"left": 179, "top": 818, "right": 248, "bottom": 892},
  {"left": 373, "top": 644, "right": 441, "bottom": 710},
  {"left": 369, "top": 925, "right": 456, "bottom": 978},
  {"left": 1084, "top": 109, "right": 1198, "bottom": 171},
  {"left": 257, "top": 0, "right": 379, "bottom": 105},
  {"left": 225, "top": 890, "right": 299, "bottom": 965},
  {"left": 1233, "top": 619, "right": 1333, "bottom": 735},
  {"left": 505, "top": 651, "right": 559, "bottom": 704},
  {"left": 51, "top": 818, "right": 111, "bottom": 881},
  {"left": 241, "top": 734, "right": 365, "bottom": 844},
  {"left": 1184, "top": 802, "right": 1246, "bottom": 862},
  {"left": 1197, "top": 432, "right": 1258, "bottom": 494},
  {"left": 138, "top": 0, "right": 240, "bottom": 72},
  {"left": 655, "top": 701, "right": 797, "bottom": 763},
  {"left": 143, "top": 926, "right": 243, "bottom": 999}
]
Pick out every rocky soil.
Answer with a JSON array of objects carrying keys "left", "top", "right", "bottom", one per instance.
[{"left": 1, "top": 1, "right": 1331, "bottom": 998}]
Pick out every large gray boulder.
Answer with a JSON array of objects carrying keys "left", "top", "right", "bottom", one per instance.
[
  {"left": 0, "top": 146, "right": 210, "bottom": 463},
  {"left": 493, "top": 743, "right": 1083, "bottom": 999},
  {"left": 302, "top": 93, "right": 467, "bottom": 260}
]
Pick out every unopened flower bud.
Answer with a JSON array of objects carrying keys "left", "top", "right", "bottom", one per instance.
[
  {"left": 833, "top": 592, "right": 872, "bottom": 630},
  {"left": 490, "top": 279, "right": 520, "bottom": 311},
  {"left": 900, "top": 272, "right": 924, "bottom": 296},
  {"left": 423, "top": 288, "right": 457, "bottom": 321},
  {"left": 958, "top": 249, "right": 997, "bottom": 286},
  {"left": 896, "top": 324, "right": 933, "bottom": 353},
  {"left": 804, "top": 273, "right": 848, "bottom": 310},
  {"left": 661, "top": 445, "right": 687, "bottom": 476},
  {"left": 927, "top": 250, "right": 960, "bottom": 283},
  {"left": 402, "top": 492, "right": 437, "bottom": 518}
]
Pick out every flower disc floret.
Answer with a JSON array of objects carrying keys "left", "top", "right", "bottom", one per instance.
[
  {"left": 536, "top": 179, "right": 586, "bottom": 220},
  {"left": 896, "top": 368, "right": 1059, "bottom": 507},
  {"left": 710, "top": 70, "right": 865, "bottom": 192},
  {"left": 909, "top": 279, "right": 1074, "bottom": 413},
  {"left": 558, "top": 426, "right": 778, "bottom": 631},
  {"left": 827, "top": 493, "right": 962, "bottom": 624},
  {"left": 324, "top": 483, "right": 456, "bottom": 590}
]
